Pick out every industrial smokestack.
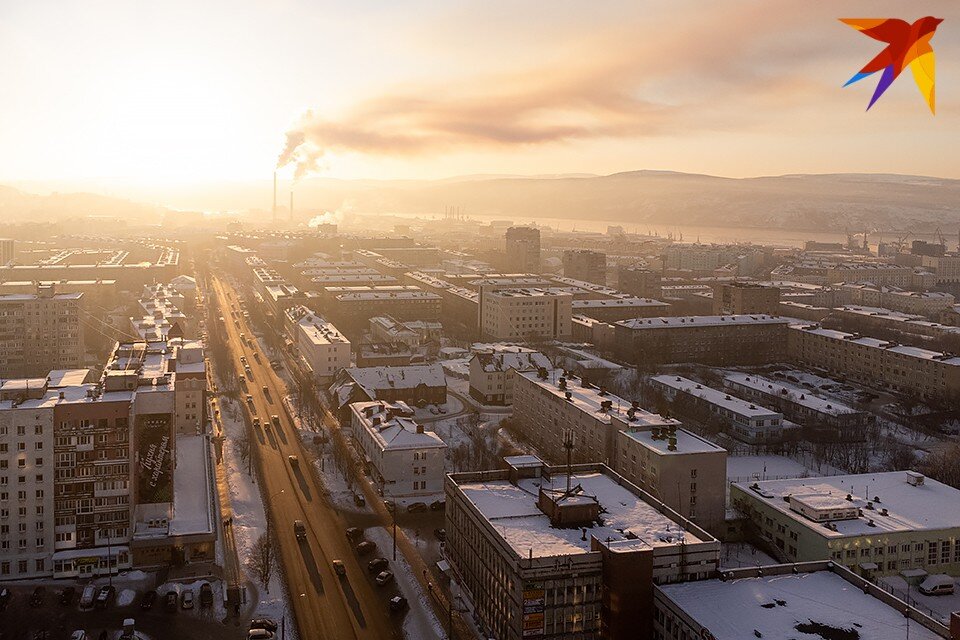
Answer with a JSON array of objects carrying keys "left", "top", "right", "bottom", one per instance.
[{"left": 273, "top": 171, "right": 277, "bottom": 222}]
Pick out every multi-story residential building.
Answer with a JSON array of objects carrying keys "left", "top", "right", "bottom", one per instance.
[
  {"left": 285, "top": 306, "right": 351, "bottom": 383},
  {"left": 731, "top": 471, "right": 960, "bottom": 580},
  {"left": 0, "top": 238, "right": 13, "bottom": 266},
  {"left": 326, "top": 287, "right": 442, "bottom": 332},
  {"left": 468, "top": 347, "right": 550, "bottom": 405},
  {"left": 445, "top": 457, "right": 720, "bottom": 640},
  {"left": 571, "top": 297, "right": 671, "bottom": 322},
  {"left": 479, "top": 288, "right": 572, "bottom": 341},
  {"left": 614, "top": 315, "right": 790, "bottom": 368},
  {"left": 828, "top": 305, "right": 960, "bottom": 342},
  {"left": 329, "top": 364, "right": 447, "bottom": 420},
  {"left": 655, "top": 562, "right": 955, "bottom": 640},
  {"left": 504, "top": 226, "right": 541, "bottom": 273},
  {"left": 712, "top": 282, "right": 780, "bottom": 315},
  {"left": 921, "top": 253, "right": 960, "bottom": 285},
  {"left": 787, "top": 324, "right": 960, "bottom": 404},
  {"left": 724, "top": 372, "right": 874, "bottom": 438},
  {"left": 838, "top": 283, "right": 955, "bottom": 317},
  {"left": 369, "top": 315, "right": 442, "bottom": 348},
  {"left": 0, "top": 284, "right": 84, "bottom": 378},
  {"left": 650, "top": 375, "right": 788, "bottom": 444},
  {"left": 617, "top": 266, "right": 662, "bottom": 299},
  {"left": 349, "top": 401, "right": 446, "bottom": 499},
  {"left": 562, "top": 249, "right": 607, "bottom": 285}
]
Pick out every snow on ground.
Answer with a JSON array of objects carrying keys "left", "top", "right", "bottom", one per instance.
[
  {"left": 219, "top": 395, "right": 293, "bottom": 630},
  {"left": 726, "top": 455, "right": 816, "bottom": 483},
  {"left": 365, "top": 526, "right": 444, "bottom": 640},
  {"left": 719, "top": 543, "right": 777, "bottom": 569},
  {"left": 117, "top": 588, "right": 137, "bottom": 607},
  {"left": 155, "top": 578, "right": 228, "bottom": 620},
  {"left": 879, "top": 575, "right": 960, "bottom": 625}
]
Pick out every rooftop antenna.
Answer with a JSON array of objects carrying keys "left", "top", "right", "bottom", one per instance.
[{"left": 562, "top": 429, "right": 575, "bottom": 495}]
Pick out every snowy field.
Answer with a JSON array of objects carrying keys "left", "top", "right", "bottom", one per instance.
[
  {"left": 726, "top": 454, "right": 818, "bottom": 483},
  {"left": 219, "top": 395, "right": 293, "bottom": 631},
  {"left": 719, "top": 543, "right": 777, "bottom": 569}
]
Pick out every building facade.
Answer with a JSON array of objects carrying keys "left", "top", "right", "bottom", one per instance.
[
  {"left": 562, "top": 250, "right": 607, "bottom": 285},
  {"left": 479, "top": 288, "right": 572, "bottom": 341},
  {"left": 0, "top": 285, "right": 84, "bottom": 378}
]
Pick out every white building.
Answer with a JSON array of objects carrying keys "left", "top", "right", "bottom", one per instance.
[
  {"left": 468, "top": 346, "right": 550, "bottom": 405},
  {"left": 479, "top": 287, "right": 572, "bottom": 341},
  {"left": 288, "top": 306, "right": 351, "bottom": 382},
  {"left": 349, "top": 401, "right": 446, "bottom": 500}
]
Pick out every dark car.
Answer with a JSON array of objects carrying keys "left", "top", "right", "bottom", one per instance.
[
  {"left": 250, "top": 618, "right": 279, "bottom": 633},
  {"left": 430, "top": 499, "right": 445, "bottom": 512},
  {"left": 29, "top": 586, "right": 46, "bottom": 608},
  {"left": 406, "top": 502, "right": 428, "bottom": 514},
  {"left": 139, "top": 590, "right": 157, "bottom": 610},
  {"left": 434, "top": 527, "right": 446, "bottom": 541},
  {"left": 164, "top": 590, "right": 178, "bottom": 612},
  {"left": 345, "top": 527, "right": 363, "bottom": 542},
  {"left": 389, "top": 595, "right": 408, "bottom": 612},
  {"left": 58, "top": 586, "right": 76, "bottom": 606},
  {"left": 368, "top": 557, "right": 389, "bottom": 574},
  {"left": 356, "top": 540, "right": 376, "bottom": 555},
  {"left": 94, "top": 585, "right": 115, "bottom": 610},
  {"left": 200, "top": 582, "right": 214, "bottom": 608}
]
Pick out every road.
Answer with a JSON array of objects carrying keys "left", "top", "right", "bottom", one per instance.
[{"left": 211, "top": 275, "right": 402, "bottom": 640}]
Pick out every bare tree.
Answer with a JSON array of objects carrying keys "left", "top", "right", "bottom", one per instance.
[
  {"left": 247, "top": 532, "right": 275, "bottom": 592},
  {"left": 921, "top": 444, "right": 960, "bottom": 489},
  {"left": 235, "top": 430, "right": 251, "bottom": 467}
]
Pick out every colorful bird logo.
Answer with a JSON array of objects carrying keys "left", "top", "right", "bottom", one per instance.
[{"left": 841, "top": 17, "right": 942, "bottom": 114}]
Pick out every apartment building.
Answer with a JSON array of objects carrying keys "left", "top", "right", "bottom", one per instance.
[
  {"left": 0, "top": 285, "right": 84, "bottom": 378},
  {"left": 445, "top": 457, "right": 720, "bottom": 640},
  {"left": 617, "top": 266, "right": 662, "bottom": 299},
  {"left": 285, "top": 306, "right": 351, "bottom": 382},
  {"left": 838, "top": 283, "right": 955, "bottom": 317},
  {"left": 828, "top": 305, "right": 960, "bottom": 342},
  {"left": 468, "top": 347, "right": 550, "bottom": 405},
  {"left": 326, "top": 287, "right": 442, "bottom": 331},
  {"left": 571, "top": 297, "right": 671, "bottom": 322},
  {"left": 724, "top": 372, "right": 873, "bottom": 438},
  {"left": 650, "top": 375, "right": 788, "bottom": 444},
  {"left": 712, "top": 282, "right": 780, "bottom": 315},
  {"left": 504, "top": 226, "right": 541, "bottom": 273},
  {"left": 329, "top": 364, "right": 447, "bottom": 419},
  {"left": 369, "top": 315, "right": 442, "bottom": 348},
  {"left": 0, "top": 239, "right": 13, "bottom": 266},
  {"left": 562, "top": 249, "right": 607, "bottom": 285},
  {"left": 349, "top": 401, "right": 446, "bottom": 499},
  {"left": 731, "top": 471, "right": 960, "bottom": 580},
  {"left": 613, "top": 315, "right": 790, "bottom": 368},
  {"left": 787, "top": 324, "right": 960, "bottom": 404},
  {"left": 479, "top": 288, "right": 572, "bottom": 341},
  {"left": 921, "top": 253, "right": 960, "bottom": 285}
]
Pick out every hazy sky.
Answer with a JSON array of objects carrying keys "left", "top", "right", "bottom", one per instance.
[{"left": 2, "top": 0, "right": 959, "bottom": 184}]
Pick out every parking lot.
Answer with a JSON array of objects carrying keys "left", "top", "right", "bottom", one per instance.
[{"left": 0, "top": 582, "right": 245, "bottom": 640}]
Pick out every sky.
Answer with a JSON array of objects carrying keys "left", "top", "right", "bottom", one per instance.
[{"left": 1, "top": 0, "right": 959, "bottom": 186}]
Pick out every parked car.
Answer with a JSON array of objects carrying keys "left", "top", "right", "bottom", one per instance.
[
  {"left": 375, "top": 571, "right": 394, "bottom": 586},
  {"left": 271, "top": 415, "right": 281, "bottom": 428},
  {"left": 406, "top": 502, "right": 428, "bottom": 513},
  {"left": 919, "top": 574, "right": 955, "bottom": 596},
  {"left": 288, "top": 455, "right": 299, "bottom": 466},
  {"left": 199, "top": 582, "right": 214, "bottom": 608},
  {"left": 164, "top": 590, "right": 178, "bottom": 612},
  {"left": 79, "top": 585, "right": 97, "bottom": 609},
  {"left": 332, "top": 560, "right": 346, "bottom": 576},
  {"left": 356, "top": 540, "right": 376, "bottom": 555},
  {"left": 94, "top": 585, "right": 115, "bottom": 610},
  {"left": 250, "top": 618, "right": 279, "bottom": 633},
  {"left": 248, "top": 630, "right": 274, "bottom": 640},
  {"left": 59, "top": 586, "right": 76, "bottom": 606},
  {"left": 29, "top": 586, "right": 46, "bottom": 608},
  {"left": 430, "top": 499, "right": 445, "bottom": 511},
  {"left": 434, "top": 528, "right": 446, "bottom": 541},
  {"left": 139, "top": 590, "right": 157, "bottom": 610},
  {"left": 294, "top": 520, "right": 307, "bottom": 541},
  {"left": 346, "top": 527, "right": 363, "bottom": 542},
  {"left": 180, "top": 589, "right": 194, "bottom": 610},
  {"left": 389, "top": 595, "right": 408, "bottom": 612},
  {"left": 353, "top": 493, "right": 366, "bottom": 507},
  {"left": 368, "top": 557, "right": 389, "bottom": 574}
]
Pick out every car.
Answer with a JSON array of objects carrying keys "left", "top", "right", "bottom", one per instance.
[
  {"left": 29, "top": 586, "right": 46, "bottom": 608},
  {"left": 430, "top": 499, "right": 445, "bottom": 512},
  {"left": 434, "top": 527, "right": 446, "bottom": 541},
  {"left": 253, "top": 352, "right": 261, "bottom": 362},
  {"left": 368, "top": 557, "right": 389, "bottom": 574},
  {"left": 240, "top": 356, "right": 247, "bottom": 364},
  {"left": 199, "top": 582, "right": 214, "bottom": 608},
  {"left": 271, "top": 415, "right": 281, "bottom": 427},
  {"left": 69, "top": 631, "right": 87, "bottom": 640},
  {"left": 384, "top": 501, "right": 396, "bottom": 513},
  {"left": 239, "top": 332, "right": 246, "bottom": 341},
  {"left": 0, "top": 587, "right": 10, "bottom": 610},
  {"left": 94, "top": 585, "right": 115, "bottom": 609},
  {"left": 375, "top": 570, "right": 394, "bottom": 586},
  {"left": 345, "top": 527, "right": 363, "bottom": 542},
  {"left": 356, "top": 540, "right": 376, "bottom": 555},
  {"left": 406, "top": 502, "right": 428, "bottom": 513},
  {"left": 139, "top": 590, "right": 157, "bottom": 610},
  {"left": 180, "top": 589, "right": 194, "bottom": 609},
  {"left": 389, "top": 595, "right": 408, "bottom": 612},
  {"left": 59, "top": 586, "right": 76, "bottom": 606},
  {"left": 248, "top": 630, "right": 274, "bottom": 640},
  {"left": 294, "top": 520, "right": 307, "bottom": 541},
  {"left": 245, "top": 394, "right": 254, "bottom": 406},
  {"left": 353, "top": 493, "right": 366, "bottom": 507},
  {"left": 250, "top": 618, "right": 279, "bottom": 633},
  {"left": 164, "top": 590, "right": 178, "bottom": 612},
  {"left": 919, "top": 574, "right": 955, "bottom": 596},
  {"left": 79, "top": 584, "right": 97, "bottom": 609},
  {"left": 288, "top": 455, "right": 299, "bottom": 466},
  {"left": 252, "top": 416, "right": 261, "bottom": 427},
  {"left": 332, "top": 560, "right": 346, "bottom": 576}
]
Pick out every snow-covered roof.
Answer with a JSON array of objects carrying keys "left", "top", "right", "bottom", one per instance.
[
  {"left": 456, "top": 471, "right": 703, "bottom": 558},
  {"left": 169, "top": 436, "right": 215, "bottom": 537},
  {"left": 658, "top": 570, "right": 941, "bottom": 640},
  {"left": 344, "top": 364, "right": 446, "bottom": 396},
  {"left": 621, "top": 426, "right": 726, "bottom": 456},
  {"left": 734, "top": 471, "right": 960, "bottom": 537},
  {"left": 652, "top": 375, "right": 782, "bottom": 420},
  {"left": 617, "top": 314, "right": 788, "bottom": 329},
  {"left": 789, "top": 324, "right": 960, "bottom": 366},
  {"left": 298, "top": 313, "right": 349, "bottom": 346},
  {"left": 572, "top": 297, "right": 668, "bottom": 308},
  {"left": 471, "top": 348, "right": 551, "bottom": 373},
  {"left": 724, "top": 373, "right": 859, "bottom": 416},
  {"left": 351, "top": 401, "right": 446, "bottom": 453}
]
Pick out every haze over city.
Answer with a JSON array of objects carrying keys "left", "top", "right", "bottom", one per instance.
[{"left": 1, "top": 3, "right": 960, "bottom": 640}]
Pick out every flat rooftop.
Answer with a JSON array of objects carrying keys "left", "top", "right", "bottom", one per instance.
[
  {"left": 734, "top": 471, "right": 960, "bottom": 537},
  {"left": 618, "top": 314, "right": 788, "bottom": 329},
  {"left": 457, "top": 471, "right": 703, "bottom": 558},
  {"left": 725, "top": 373, "right": 859, "bottom": 416},
  {"left": 789, "top": 324, "right": 960, "bottom": 366},
  {"left": 169, "top": 436, "right": 215, "bottom": 536},
  {"left": 622, "top": 426, "right": 727, "bottom": 456},
  {"left": 653, "top": 375, "right": 781, "bottom": 420},
  {"left": 658, "top": 570, "right": 941, "bottom": 640}
]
